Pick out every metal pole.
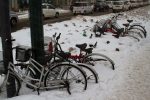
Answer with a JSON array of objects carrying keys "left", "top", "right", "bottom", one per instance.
[
  {"left": 0, "top": 0, "right": 16, "bottom": 98},
  {"left": 29, "top": 0, "right": 45, "bottom": 78}
]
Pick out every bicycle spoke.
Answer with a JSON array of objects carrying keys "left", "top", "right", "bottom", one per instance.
[
  {"left": 83, "top": 53, "right": 115, "bottom": 70},
  {"left": 63, "top": 69, "right": 85, "bottom": 84},
  {"left": 44, "top": 63, "right": 87, "bottom": 94}
]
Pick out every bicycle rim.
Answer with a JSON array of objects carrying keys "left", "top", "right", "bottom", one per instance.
[
  {"left": 82, "top": 53, "right": 115, "bottom": 70},
  {"left": 128, "top": 28, "right": 145, "bottom": 39},
  {"left": 77, "top": 63, "right": 99, "bottom": 83},
  {"left": 130, "top": 24, "right": 147, "bottom": 33},
  {"left": 44, "top": 63, "right": 87, "bottom": 94},
  {"left": 129, "top": 26, "right": 147, "bottom": 38},
  {"left": 65, "top": 57, "right": 99, "bottom": 83},
  {"left": 125, "top": 34, "right": 140, "bottom": 41}
]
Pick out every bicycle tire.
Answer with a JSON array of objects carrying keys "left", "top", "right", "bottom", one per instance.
[
  {"left": 125, "top": 34, "right": 140, "bottom": 41},
  {"left": 129, "top": 24, "right": 147, "bottom": 34},
  {"left": 44, "top": 62, "right": 87, "bottom": 94},
  {"left": 47, "top": 54, "right": 98, "bottom": 83},
  {"left": 128, "top": 29, "right": 144, "bottom": 39},
  {"left": 129, "top": 25, "right": 147, "bottom": 38},
  {"left": 0, "top": 72, "right": 21, "bottom": 98},
  {"left": 76, "top": 63, "right": 98, "bottom": 83},
  {"left": 82, "top": 53, "right": 115, "bottom": 70}
]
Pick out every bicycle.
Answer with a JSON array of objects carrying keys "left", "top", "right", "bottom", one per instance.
[
  {"left": 93, "top": 13, "right": 147, "bottom": 40},
  {"left": 0, "top": 48, "right": 88, "bottom": 98},
  {"left": 45, "top": 34, "right": 99, "bottom": 84},
  {"left": 109, "top": 14, "right": 146, "bottom": 38},
  {"left": 0, "top": 58, "right": 68, "bottom": 98},
  {"left": 47, "top": 33, "right": 115, "bottom": 70}
]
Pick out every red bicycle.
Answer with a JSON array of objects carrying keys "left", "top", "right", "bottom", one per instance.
[
  {"left": 93, "top": 14, "right": 147, "bottom": 39},
  {"left": 47, "top": 33, "right": 115, "bottom": 70}
]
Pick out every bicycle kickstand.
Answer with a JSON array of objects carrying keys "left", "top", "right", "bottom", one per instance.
[
  {"left": 37, "top": 88, "right": 40, "bottom": 95},
  {"left": 66, "top": 81, "right": 71, "bottom": 95}
]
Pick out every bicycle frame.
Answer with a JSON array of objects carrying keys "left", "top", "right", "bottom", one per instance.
[
  {"left": 5, "top": 58, "right": 67, "bottom": 93},
  {"left": 7, "top": 58, "right": 45, "bottom": 89},
  {"left": 51, "top": 33, "right": 103, "bottom": 63}
]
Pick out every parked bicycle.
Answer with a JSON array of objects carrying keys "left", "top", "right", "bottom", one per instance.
[
  {"left": 47, "top": 33, "right": 115, "bottom": 70},
  {"left": 93, "top": 13, "right": 147, "bottom": 40},
  {"left": 0, "top": 46, "right": 88, "bottom": 98},
  {"left": 44, "top": 34, "right": 99, "bottom": 84}
]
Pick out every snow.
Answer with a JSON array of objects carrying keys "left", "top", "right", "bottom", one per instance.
[{"left": 1, "top": 6, "right": 150, "bottom": 100}]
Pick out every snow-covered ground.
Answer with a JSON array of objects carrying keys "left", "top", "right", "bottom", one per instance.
[{"left": 1, "top": 6, "right": 150, "bottom": 100}]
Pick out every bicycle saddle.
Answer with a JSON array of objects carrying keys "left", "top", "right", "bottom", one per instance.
[
  {"left": 127, "top": 20, "right": 133, "bottom": 23},
  {"left": 84, "top": 48, "right": 93, "bottom": 54},
  {"left": 76, "top": 43, "right": 87, "bottom": 50},
  {"left": 123, "top": 23, "right": 129, "bottom": 27}
]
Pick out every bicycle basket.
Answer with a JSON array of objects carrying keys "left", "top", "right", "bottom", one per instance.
[{"left": 16, "top": 45, "right": 31, "bottom": 62}]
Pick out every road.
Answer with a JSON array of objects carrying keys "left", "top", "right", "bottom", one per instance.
[{"left": 11, "top": 10, "right": 112, "bottom": 32}]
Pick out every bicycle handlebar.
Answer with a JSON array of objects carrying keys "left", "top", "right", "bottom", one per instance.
[
  {"left": 56, "top": 33, "right": 61, "bottom": 41},
  {"left": 52, "top": 33, "right": 63, "bottom": 52},
  {"left": 53, "top": 32, "right": 57, "bottom": 38}
]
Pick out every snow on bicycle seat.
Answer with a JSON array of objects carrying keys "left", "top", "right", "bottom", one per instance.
[
  {"left": 84, "top": 48, "right": 93, "bottom": 54},
  {"left": 123, "top": 23, "right": 129, "bottom": 27},
  {"left": 127, "top": 20, "right": 133, "bottom": 23},
  {"left": 76, "top": 43, "right": 87, "bottom": 50}
]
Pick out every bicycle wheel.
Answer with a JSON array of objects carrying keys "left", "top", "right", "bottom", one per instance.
[
  {"left": 44, "top": 63, "right": 87, "bottom": 94},
  {"left": 77, "top": 63, "right": 98, "bottom": 83},
  {"left": 128, "top": 28, "right": 145, "bottom": 39},
  {"left": 129, "top": 25, "right": 147, "bottom": 38},
  {"left": 82, "top": 53, "right": 115, "bottom": 70},
  {"left": 125, "top": 34, "right": 140, "bottom": 42},
  {"left": 47, "top": 54, "right": 98, "bottom": 84},
  {"left": 0, "top": 72, "right": 21, "bottom": 98}
]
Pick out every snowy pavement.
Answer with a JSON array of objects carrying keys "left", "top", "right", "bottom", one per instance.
[
  {"left": 1, "top": 6, "right": 150, "bottom": 100},
  {"left": 106, "top": 40, "right": 150, "bottom": 100}
]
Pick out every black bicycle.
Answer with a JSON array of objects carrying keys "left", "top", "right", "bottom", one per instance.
[
  {"left": 0, "top": 45, "right": 88, "bottom": 98},
  {"left": 46, "top": 33, "right": 99, "bottom": 84}
]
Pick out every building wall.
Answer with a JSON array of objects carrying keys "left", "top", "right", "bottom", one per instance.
[{"left": 9, "top": 0, "right": 18, "bottom": 11}]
